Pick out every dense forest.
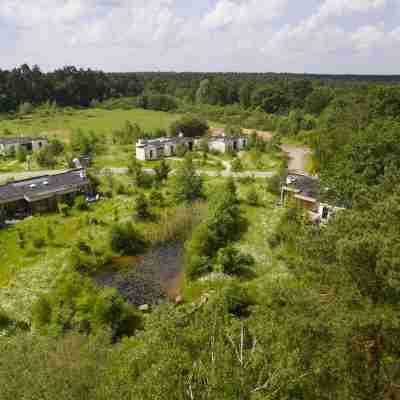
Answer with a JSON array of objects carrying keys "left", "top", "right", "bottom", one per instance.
[
  {"left": 1, "top": 65, "right": 400, "bottom": 399},
  {"left": 2, "top": 64, "right": 400, "bottom": 114}
]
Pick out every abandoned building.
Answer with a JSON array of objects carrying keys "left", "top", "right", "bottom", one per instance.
[
  {"left": 136, "top": 134, "right": 195, "bottom": 161},
  {"left": 208, "top": 134, "right": 248, "bottom": 153},
  {"left": 281, "top": 172, "right": 344, "bottom": 224},
  {"left": 0, "top": 169, "right": 92, "bottom": 224},
  {"left": 0, "top": 137, "right": 48, "bottom": 156},
  {"left": 136, "top": 132, "right": 248, "bottom": 161}
]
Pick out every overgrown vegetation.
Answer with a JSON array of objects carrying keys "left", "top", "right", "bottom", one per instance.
[{"left": 1, "top": 66, "right": 400, "bottom": 399}]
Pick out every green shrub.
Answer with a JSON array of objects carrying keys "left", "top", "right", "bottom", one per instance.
[
  {"left": 266, "top": 174, "right": 282, "bottom": 195},
  {"left": 231, "top": 158, "right": 244, "bottom": 172},
  {"left": 36, "top": 146, "right": 57, "bottom": 168},
  {"left": 33, "top": 237, "right": 46, "bottom": 249},
  {"left": 48, "top": 138, "right": 65, "bottom": 156},
  {"left": 74, "top": 195, "right": 88, "bottom": 210},
  {"left": 58, "top": 203, "right": 70, "bottom": 217},
  {"left": 154, "top": 159, "right": 170, "bottom": 183},
  {"left": 220, "top": 282, "right": 252, "bottom": 317},
  {"left": 169, "top": 115, "right": 209, "bottom": 137},
  {"left": 134, "top": 193, "right": 150, "bottom": 220},
  {"left": 214, "top": 244, "right": 255, "bottom": 276},
  {"left": 186, "top": 255, "right": 212, "bottom": 280},
  {"left": 16, "top": 146, "right": 27, "bottom": 162},
  {"left": 31, "top": 296, "right": 52, "bottom": 328},
  {"left": 110, "top": 222, "right": 147, "bottom": 256},
  {"left": 246, "top": 187, "right": 259, "bottom": 206},
  {"left": 149, "top": 189, "right": 165, "bottom": 207},
  {"left": 175, "top": 143, "right": 187, "bottom": 157},
  {"left": 171, "top": 154, "right": 203, "bottom": 203}
]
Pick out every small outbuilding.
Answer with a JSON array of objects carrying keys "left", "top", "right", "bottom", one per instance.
[
  {"left": 208, "top": 134, "right": 248, "bottom": 154},
  {"left": 281, "top": 172, "right": 344, "bottom": 224},
  {"left": 136, "top": 133, "right": 195, "bottom": 161},
  {"left": 0, "top": 137, "right": 48, "bottom": 156},
  {"left": 0, "top": 169, "right": 92, "bottom": 224}
]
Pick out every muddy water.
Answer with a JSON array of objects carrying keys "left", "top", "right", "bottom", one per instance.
[{"left": 96, "top": 242, "right": 184, "bottom": 306}]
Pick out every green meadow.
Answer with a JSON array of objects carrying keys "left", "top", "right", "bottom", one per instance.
[{"left": 0, "top": 108, "right": 181, "bottom": 141}]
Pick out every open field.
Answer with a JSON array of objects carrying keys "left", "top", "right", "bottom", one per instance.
[{"left": 0, "top": 108, "right": 181, "bottom": 140}]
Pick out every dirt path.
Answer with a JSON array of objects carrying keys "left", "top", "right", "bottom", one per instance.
[{"left": 281, "top": 145, "right": 311, "bottom": 174}]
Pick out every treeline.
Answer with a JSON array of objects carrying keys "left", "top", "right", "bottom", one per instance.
[
  {"left": 0, "top": 64, "right": 143, "bottom": 112},
  {"left": 2, "top": 64, "right": 400, "bottom": 119}
]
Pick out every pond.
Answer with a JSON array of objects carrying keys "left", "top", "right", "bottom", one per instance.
[{"left": 96, "top": 241, "right": 184, "bottom": 306}]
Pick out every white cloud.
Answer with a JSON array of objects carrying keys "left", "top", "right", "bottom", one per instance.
[
  {"left": 0, "top": 0, "right": 398, "bottom": 72},
  {"left": 0, "top": 0, "right": 91, "bottom": 25},
  {"left": 351, "top": 24, "right": 385, "bottom": 51},
  {"left": 202, "top": 0, "right": 288, "bottom": 29},
  {"left": 318, "top": 0, "right": 386, "bottom": 19}
]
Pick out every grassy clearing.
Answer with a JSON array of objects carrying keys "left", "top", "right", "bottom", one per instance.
[
  {"left": 0, "top": 108, "right": 183, "bottom": 172},
  {"left": 0, "top": 108, "right": 181, "bottom": 141},
  {"left": 238, "top": 149, "right": 284, "bottom": 171}
]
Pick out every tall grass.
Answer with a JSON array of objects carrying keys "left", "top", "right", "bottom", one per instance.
[{"left": 145, "top": 202, "right": 207, "bottom": 244}]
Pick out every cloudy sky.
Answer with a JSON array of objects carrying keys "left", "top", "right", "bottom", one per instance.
[{"left": 0, "top": 0, "right": 399, "bottom": 73}]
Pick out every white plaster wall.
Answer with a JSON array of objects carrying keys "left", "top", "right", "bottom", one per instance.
[
  {"left": 136, "top": 147, "right": 147, "bottom": 161},
  {"left": 32, "top": 140, "right": 48, "bottom": 151},
  {"left": 209, "top": 141, "right": 227, "bottom": 153}
]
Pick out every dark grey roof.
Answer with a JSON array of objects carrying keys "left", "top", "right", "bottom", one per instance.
[
  {"left": 136, "top": 136, "right": 193, "bottom": 148},
  {"left": 285, "top": 173, "right": 319, "bottom": 199},
  {"left": 211, "top": 135, "right": 246, "bottom": 143},
  {"left": 0, "top": 137, "right": 48, "bottom": 145},
  {"left": 0, "top": 169, "right": 90, "bottom": 204}
]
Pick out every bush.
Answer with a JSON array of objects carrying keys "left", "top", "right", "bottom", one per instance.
[
  {"left": 154, "top": 159, "right": 170, "bottom": 184},
  {"left": 266, "top": 174, "right": 282, "bottom": 195},
  {"left": 186, "top": 255, "right": 212, "bottom": 280},
  {"left": 58, "top": 203, "right": 70, "bottom": 217},
  {"left": 149, "top": 189, "right": 165, "bottom": 207},
  {"left": 48, "top": 138, "right": 65, "bottom": 156},
  {"left": 36, "top": 146, "right": 57, "bottom": 168},
  {"left": 32, "top": 270, "right": 142, "bottom": 337},
  {"left": 16, "top": 146, "right": 27, "bottom": 162},
  {"left": 70, "top": 129, "right": 104, "bottom": 156},
  {"left": 175, "top": 143, "right": 187, "bottom": 157},
  {"left": 214, "top": 244, "right": 255, "bottom": 276},
  {"left": 110, "top": 222, "right": 147, "bottom": 256},
  {"left": 32, "top": 237, "right": 46, "bottom": 249},
  {"left": 136, "top": 93, "right": 178, "bottom": 111},
  {"left": 74, "top": 195, "right": 88, "bottom": 210},
  {"left": 231, "top": 158, "right": 244, "bottom": 172},
  {"left": 246, "top": 187, "right": 259, "bottom": 206},
  {"left": 129, "top": 158, "right": 146, "bottom": 188},
  {"left": 220, "top": 282, "right": 252, "bottom": 317},
  {"left": 134, "top": 193, "right": 150, "bottom": 220},
  {"left": 171, "top": 154, "right": 203, "bottom": 203},
  {"left": 31, "top": 296, "right": 52, "bottom": 328},
  {"left": 169, "top": 115, "right": 209, "bottom": 138}
]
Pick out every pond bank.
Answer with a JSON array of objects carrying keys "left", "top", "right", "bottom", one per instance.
[{"left": 96, "top": 241, "right": 184, "bottom": 306}]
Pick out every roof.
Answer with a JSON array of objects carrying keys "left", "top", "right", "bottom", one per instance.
[
  {"left": 136, "top": 135, "right": 193, "bottom": 148},
  {"left": 284, "top": 173, "right": 319, "bottom": 199},
  {"left": 210, "top": 135, "right": 246, "bottom": 143},
  {"left": 0, "top": 137, "right": 48, "bottom": 145},
  {"left": 0, "top": 169, "right": 90, "bottom": 204}
]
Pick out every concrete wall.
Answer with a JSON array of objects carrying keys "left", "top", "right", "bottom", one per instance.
[
  {"left": 209, "top": 141, "right": 227, "bottom": 153},
  {"left": 0, "top": 139, "right": 48, "bottom": 156}
]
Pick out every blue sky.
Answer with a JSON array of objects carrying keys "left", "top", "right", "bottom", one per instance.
[{"left": 0, "top": 0, "right": 399, "bottom": 73}]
